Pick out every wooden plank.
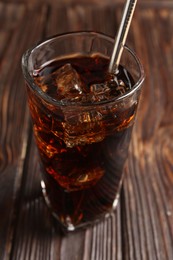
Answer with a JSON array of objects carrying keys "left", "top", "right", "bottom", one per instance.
[
  {"left": 45, "top": 4, "right": 120, "bottom": 37},
  {"left": 1, "top": 0, "right": 173, "bottom": 8},
  {"left": 2, "top": 0, "right": 173, "bottom": 9},
  {"left": 121, "top": 7, "right": 173, "bottom": 260},
  {"left": 0, "top": 3, "right": 48, "bottom": 260}
]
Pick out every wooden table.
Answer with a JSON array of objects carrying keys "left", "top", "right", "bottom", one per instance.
[{"left": 0, "top": 1, "right": 173, "bottom": 259}]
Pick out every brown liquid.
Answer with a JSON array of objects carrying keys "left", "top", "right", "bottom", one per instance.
[{"left": 27, "top": 54, "right": 137, "bottom": 229}]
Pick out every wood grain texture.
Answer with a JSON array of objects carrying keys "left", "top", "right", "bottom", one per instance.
[
  {"left": 0, "top": 2, "right": 173, "bottom": 260},
  {"left": 0, "top": 3, "right": 48, "bottom": 260},
  {"left": 2, "top": 0, "right": 173, "bottom": 8}
]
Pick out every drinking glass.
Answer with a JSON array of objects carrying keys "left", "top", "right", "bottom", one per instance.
[{"left": 22, "top": 32, "right": 144, "bottom": 231}]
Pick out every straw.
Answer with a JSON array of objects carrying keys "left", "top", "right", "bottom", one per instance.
[{"left": 108, "top": 0, "right": 138, "bottom": 73}]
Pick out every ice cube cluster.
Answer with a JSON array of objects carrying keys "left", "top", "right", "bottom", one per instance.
[
  {"left": 54, "top": 63, "right": 130, "bottom": 103},
  {"left": 34, "top": 62, "right": 135, "bottom": 148}
]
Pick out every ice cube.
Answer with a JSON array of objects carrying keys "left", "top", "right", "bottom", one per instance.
[
  {"left": 89, "top": 83, "right": 110, "bottom": 102},
  {"left": 55, "top": 63, "right": 84, "bottom": 100},
  {"left": 89, "top": 73, "right": 124, "bottom": 102},
  {"left": 105, "top": 68, "right": 132, "bottom": 97},
  {"left": 114, "top": 80, "right": 127, "bottom": 95},
  {"left": 62, "top": 109, "right": 105, "bottom": 148},
  {"left": 88, "top": 72, "right": 130, "bottom": 103}
]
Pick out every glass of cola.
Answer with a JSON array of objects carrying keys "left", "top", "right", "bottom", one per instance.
[{"left": 22, "top": 32, "right": 144, "bottom": 231}]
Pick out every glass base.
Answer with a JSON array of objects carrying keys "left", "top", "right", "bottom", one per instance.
[{"left": 41, "top": 179, "right": 122, "bottom": 232}]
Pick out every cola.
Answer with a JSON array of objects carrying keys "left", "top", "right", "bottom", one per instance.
[{"left": 27, "top": 54, "right": 138, "bottom": 229}]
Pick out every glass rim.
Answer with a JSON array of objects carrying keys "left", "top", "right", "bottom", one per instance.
[{"left": 22, "top": 31, "right": 145, "bottom": 107}]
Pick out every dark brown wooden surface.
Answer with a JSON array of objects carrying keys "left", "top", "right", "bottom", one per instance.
[{"left": 0, "top": 1, "right": 173, "bottom": 259}]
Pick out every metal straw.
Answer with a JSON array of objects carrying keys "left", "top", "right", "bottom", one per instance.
[{"left": 108, "top": 0, "right": 138, "bottom": 73}]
